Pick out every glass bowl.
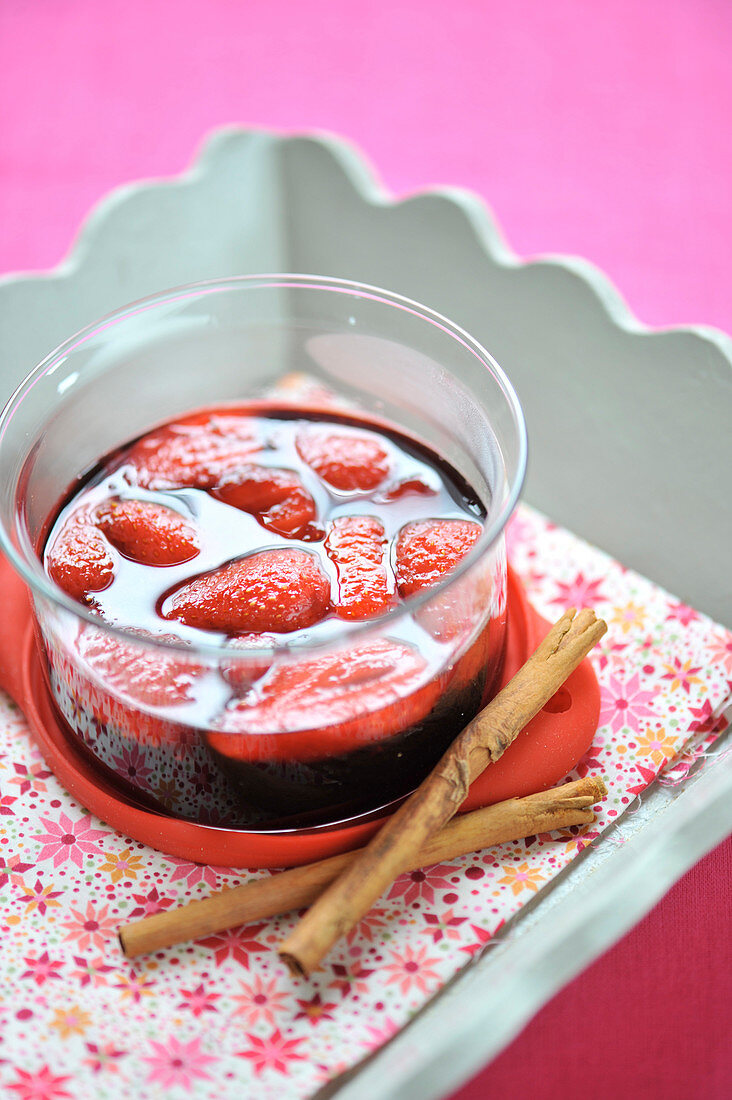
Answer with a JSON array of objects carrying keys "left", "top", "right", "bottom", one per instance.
[{"left": 0, "top": 276, "right": 527, "bottom": 829}]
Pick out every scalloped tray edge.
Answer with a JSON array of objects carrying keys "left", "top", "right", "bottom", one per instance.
[{"left": 2, "top": 124, "right": 732, "bottom": 368}]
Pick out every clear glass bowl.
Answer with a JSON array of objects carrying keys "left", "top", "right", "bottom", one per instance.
[{"left": 0, "top": 276, "right": 527, "bottom": 829}]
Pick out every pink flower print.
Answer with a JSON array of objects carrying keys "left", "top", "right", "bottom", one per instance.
[
  {"left": 34, "top": 813, "right": 109, "bottom": 869},
  {"left": 71, "top": 956, "right": 115, "bottom": 988},
  {"left": 313, "top": 1059, "right": 351, "bottom": 1083},
  {"left": 345, "top": 907, "right": 391, "bottom": 945},
  {"left": 599, "top": 672, "right": 657, "bottom": 734},
  {"left": 550, "top": 571, "right": 606, "bottom": 611},
  {"left": 110, "top": 743, "right": 154, "bottom": 788},
  {"left": 459, "top": 922, "right": 499, "bottom": 957},
  {"left": 387, "top": 862, "right": 457, "bottom": 905},
  {"left": 421, "top": 907, "right": 467, "bottom": 943},
  {"left": 177, "top": 982, "right": 220, "bottom": 1017},
  {"left": 192, "top": 762, "right": 219, "bottom": 796},
  {"left": 61, "top": 901, "right": 118, "bottom": 952},
  {"left": 9, "top": 761, "right": 52, "bottom": 796},
  {"left": 328, "top": 961, "right": 375, "bottom": 998},
  {"left": 0, "top": 793, "right": 17, "bottom": 816},
  {"left": 165, "top": 856, "right": 224, "bottom": 890},
  {"left": 627, "top": 763, "right": 659, "bottom": 796},
  {"left": 363, "top": 1016, "right": 400, "bottom": 1047},
  {"left": 689, "top": 699, "right": 728, "bottom": 736},
  {"left": 16, "top": 878, "right": 64, "bottom": 916},
  {"left": 199, "top": 923, "right": 268, "bottom": 966},
  {"left": 236, "top": 1029, "right": 306, "bottom": 1076},
  {"left": 20, "top": 950, "right": 63, "bottom": 986},
  {"left": 232, "top": 974, "right": 290, "bottom": 1027},
  {"left": 127, "top": 886, "right": 175, "bottom": 920},
  {"left": 114, "top": 969, "right": 156, "bottom": 1003},
  {"left": 83, "top": 1042, "right": 127, "bottom": 1075},
  {"left": 7, "top": 1066, "right": 72, "bottom": 1099},
  {"left": 665, "top": 599, "right": 699, "bottom": 627},
  {"left": 575, "top": 747, "right": 606, "bottom": 779},
  {"left": 0, "top": 855, "right": 34, "bottom": 886},
  {"left": 383, "top": 944, "right": 441, "bottom": 996},
  {"left": 143, "top": 1036, "right": 216, "bottom": 1090},
  {"left": 707, "top": 632, "right": 732, "bottom": 676},
  {"left": 662, "top": 658, "right": 703, "bottom": 694},
  {"left": 597, "top": 637, "right": 631, "bottom": 672},
  {"left": 294, "top": 993, "right": 338, "bottom": 1025}
]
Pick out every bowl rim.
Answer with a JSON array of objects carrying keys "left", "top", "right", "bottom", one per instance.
[{"left": 0, "top": 273, "right": 528, "bottom": 661}]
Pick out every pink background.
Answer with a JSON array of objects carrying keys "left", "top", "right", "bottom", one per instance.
[{"left": 1, "top": 1, "right": 729, "bottom": 1096}]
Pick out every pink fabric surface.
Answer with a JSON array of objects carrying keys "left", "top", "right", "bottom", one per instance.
[{"left": 1, "top": 1, "right": 729, "bottom": 1097}]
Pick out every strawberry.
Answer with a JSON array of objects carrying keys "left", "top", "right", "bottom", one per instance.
[
  {"left": 296, "top": 428, "right": 390, "bottom": 491},
  {"left": 128, "top": 416, "right": 260, "bottom": 490},
  {"left": 46, "top": 522, "right": 115, "bottom": 601},
  {"left": 209, "top": 638, "right": 442, "bottom": 760},
  {"left": 213, "top": 464, "right": 316, "bottom": 537},
  {"left": 220, "top": 633, "right": 277, "bottom": 693},
  {"left": 394, "top": 519, "right": 483, "bottom": 597},
  {"left": 164, "top": 548, "right": 331, "bottom": 634},
  {"left": 325, "top": 515, "right": 396, "bottom": 619},
  {"left": 76, "top": 626, "right": 199, "bottom": 709},
  {"left": 95, "top": 498, "right": 200, "bottom": 566},
  {"left": 373, "top": 476, "right": 438, "bottom": 503}
]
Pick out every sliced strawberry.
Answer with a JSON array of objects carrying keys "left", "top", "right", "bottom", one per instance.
[
  {"left": 395, "top": 519, "right": 483, "bottom": 597},
  {"left": 128, "top": 416, "right": 261, "bottom": 490},
  {"left": 95, "top": 498, "right": 200, "bottom": 566},
  {"left": 373, "top": 476, "right": 438, "bottom": 503},
  {"left": 76, "top": 626, "right": 199, "bottom": 709},
  {"left": 220, "top": 633, "right": 277, "bottom": 693},
  {"left": 325, "top": 515, "right": 396, "bottom": 620},
  {"left": 265, "top": 371, "right": 347, "bottom": 408},
  {"left": 214, "top": 464, "right": 316, "bottom": 537},
  {"left": 296, "top": 428, "right": 390, "bottom": 491},
  {"left": 210, "top": 638, "right": 442, "bottom": 760},
  {"left": 164, "top": 548, "right": 331, "bottom": 634},
  {"left": 47, "top": 522, "right": 115, "bottom": 601}
]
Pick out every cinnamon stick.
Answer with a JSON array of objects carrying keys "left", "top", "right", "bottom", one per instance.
[
  {"left": 119, "top": 776, "right": 606, "bottom": 959},
  {"left": 279, "top": 607, "right": 607, "bottom": 976}
]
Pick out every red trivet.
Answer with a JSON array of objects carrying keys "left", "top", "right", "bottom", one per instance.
[{"left": 0, "top": 557, "right": 599, "bottom": 867}]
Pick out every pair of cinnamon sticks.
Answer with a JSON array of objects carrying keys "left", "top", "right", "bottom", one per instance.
[{"left": 120, "top": 608, "right": 607, "bottom": 970}]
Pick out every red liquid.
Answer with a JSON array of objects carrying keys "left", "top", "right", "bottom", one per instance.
[{"left": 42, "top": 406, "right": 506, "bottom": 828}]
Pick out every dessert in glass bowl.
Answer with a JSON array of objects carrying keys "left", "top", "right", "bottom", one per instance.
[{"left": 0, "top": 277, "right": 526, "bottom": 829}]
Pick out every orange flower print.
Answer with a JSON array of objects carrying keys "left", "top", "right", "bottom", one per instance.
[
  {"left": 16, "top": 878, "right": 63, "bottom": 916},
  {"left": 98, "top": 848, "right": 145, "bottom": 882},
  {"left": 114, "top": 969, "right": 156, "bottom": 1003},
  {"left": 610, "top": 601, "right": 647, "bottom": 635},
  {"left": 497, "top": 861, "right": 546, "bottom": 896},
  {"left": 661, "top": 659, "right": 703, "bottom": 694},
  {"left": 560, "top": 828, "right": 600, "bottom": 855},
  {"left": 635, "top": 728, "right": 677, "bottom": 766},
  {"left": 50, "top": 1005, "right": 92, "bottom": 1038}
]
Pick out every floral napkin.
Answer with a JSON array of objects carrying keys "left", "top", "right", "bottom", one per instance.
[{"left": 0, "top": 505, "right": 729, "bottom": 1100}]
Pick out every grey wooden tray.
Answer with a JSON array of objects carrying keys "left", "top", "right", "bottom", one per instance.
[{"left": 1, "top": 128, "right": 730, "bottom": 1099}]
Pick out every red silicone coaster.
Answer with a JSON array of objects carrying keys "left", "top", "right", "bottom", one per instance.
[{"left": 0, "top": 556, "right": 600, "bottom": 867}]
